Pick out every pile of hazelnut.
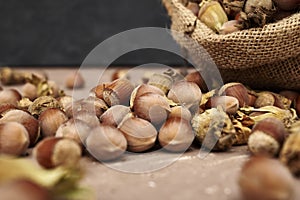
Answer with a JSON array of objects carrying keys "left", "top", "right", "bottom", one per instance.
[{"left": 0, "top": 67, "right": 300, "bottom": 200}]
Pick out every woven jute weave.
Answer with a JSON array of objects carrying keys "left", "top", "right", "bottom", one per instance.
[{"left": 162, "top": 0, "right": 300, "bottom": 90}]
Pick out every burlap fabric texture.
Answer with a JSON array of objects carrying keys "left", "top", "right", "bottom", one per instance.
[{"left": 162, "top": 0, "right": 300, "bottom": 90}]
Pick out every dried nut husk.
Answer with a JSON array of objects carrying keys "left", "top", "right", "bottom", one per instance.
[
  {"left": 119, "top": 116, "right": 157, "bottom": 152},
  {"left": 222, "top": 0, "right": 245, "bottom": 18},
  {"left": 56, "top": 118, "right": 91, "bottom": 145},
  {"left": 280, "top": 127, "right": 300, "bottom": 176},
  {"left": 33, "top": 137, "right": 82, "bottom": 169},
  {"left": 56, "top": 95, "right": 74, "bottom": 112},
  {"left": 85, "top": 125, "right": 127, "bottom": 161},
  {"left": 147, "top": 73, "right": 173, "bottom": 94},
  {"left": 0, "top": 179, "right": 52, "bottom": 200},
  {"left": 132, "top": 92, "right": 171, "bottom": 125},
  {"left": 65, "top": 71, "right": 85, "bottom": 89},
  {"left": 295, "top": 95, "right": 300, "bottom": 117},
  {"left": 254, "top": 91, "right": 276, "bottom": 108},
  {"left": 218, "top": 82, "right": 249, "bottom": 107},
  {"left": 17, "top": 98, "right": 33, "bottom": 110},
  {"left": 192, "top": 107, "right": 236, "bottom": 151},
  {"left": 39, "top": 108, "right": 68, "bottom": 138},
  {"left": 186, "top": 2, "right": 200, "bottom": 16},
  {"left": 167, "top": 80, "right": 202, "bottom": 110},
  {"left": 185, "top": 71, "right": 208, "bottom": 93},
  {"left": 205, "top": 96, "right": 239, "bottom": 115},
  {"left": 279, "top": 90, "right": 299, "bottom": 102},
  {"left": 37, "top": 80, "right": 61, "bottom": 98},
  {"left": 231, "top": 118, "right": 252, "bottom": 145},
  {"left": 248, "top": 118, "right": 287, "bottom": 157},
  {"left": 102, "top": 78, "right": 134, "bottom": 106},
  {"left": 239, "top": 156, "right": 295, "bottom": 200},
  {"left": 100, "top": 105, "right": 131, "bottom": 127},
  {"left": 0, "top": 109, "right": 40, "bottom": 146},
  {"left": 0, "top": 67, "right": 26, "bottom": 85},
  {"left": 239, "top": 106, "right": 297, "bottom": 128},
  {"left": 0, "top": 122, "right": 29, "bottom": 156},
  {"left": 89, "top": 83, "right": 106, "bottom": 99},
  {"left": 22, "top": 82, "right": 38, "bottom": 100},
  {"left": 241, "top": 0, "right": 276, "bottom": 28},
  {"left": 198, "top": 0, "right": 228, "bottom": 33},
  {"left": 168, "top": 106, "right": 192, "bottom": 121},
  {"left": 219, "top": 20, "right": 241, "bottom": 34},
  {"left": 255, "top": 91, "right": 291, "bottom": 109},
  {"left": 28, "top": 96, "right": 63, "bottom": 117},
  {"left": 0, "top": 89, "right": 22, "bottom": 106},
  {"left": 244, "top": 0, "right": 274, "bottom": 14},
  {"left": 158, "top": 117, "right": 194, "bottom": 152},
  {"left": 199, "top": 89, "right": 217, "bottom": 112},
  {"left": 130, "top": 84, "right": 165, "bottom": 108}
]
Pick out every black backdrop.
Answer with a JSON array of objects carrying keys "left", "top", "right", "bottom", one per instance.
[{"left": 0, "top": 0, "right": 187, "bottom": 66}]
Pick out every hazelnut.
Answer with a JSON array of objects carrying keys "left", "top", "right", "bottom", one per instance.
[
  {"left": 22, "top": 82, "right": 37, "bottom": 100},
  {"left": 255, "top": 91, "right": 291, "bottom": 109},
  {"left": 148, "top": 73, "right": 173, "bottom": 94},
  {"left": 280, "top": 128, "right": 300, "bottom": 176},
  {"left": 132, "top": 92, "right": 171, "bottom": 126},
  {"left": 85, "top": 125, "right": 127, "bottom": 161},
  {"left": 158, "top": 117, "right": 194, "bottom": 152},
  {"left": 0, "top": 103, "right": 17, "bottom": 116},
  {"left": 39, "top": 108, "right": 68, "bottom": 138},
  {"left": 102, "top": 78, "right": 134, "bottom": 106},
  {"left": 65, "top": 71, "right": 85, "bottom": 89},
  {"left": 0, "top": 179, "right": 51, "bottom": 200},
  {"left": 100, "top": 105, "right": 131, "bottom": 127},
  {"left": 111, "top": 69, "right": 129, "bottom": 81},
  {"left": 119, "top": 116, "right": 157, "bottom": 152},
  {"left": 0, "top": 109, "right": 40, "bottom": 146},
  {"left": 56, "top": 118, "right": 91, "bottom": 145},
  {"left": 185, "top": 70, "right": 208, "bottom": 93},
  {"left": 168, "top": 106, "right": 192, "bottom": 121},
  {"left": 0, "top": 122, "right": 29, "bottom": 156},
  {"left": 0, "top": 89, "right": 22, "bottom": 106},
  {"left": 248, "top": 117, "right": 287, "bottom": 157},
  {"left": 33, "top": 137, "right": 82, "bottom": 169},
  {"left": 205, "top": 95, "right": 239, "bottom": 115},
  {"left": 218, "top": 82, "right": 249, "bottom": 107},
  {"left": 167, "top": 80, "right": 202, "bottom": 110},
  {"left": 239, "top": 156, "right": 295, "bottom": 200},
  {"left": 247, "top": 90, "right": 257, "bottom": 107},
  {"left": 89, "top": 83, "right": 106, "bottom": 99},
  {"left": 130, "top": 84, "right": 165, "bottom": 108}
]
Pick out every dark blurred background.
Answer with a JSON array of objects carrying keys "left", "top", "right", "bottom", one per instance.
[{"left": 0, "top": 0, "right": 187, "bottom": 66}]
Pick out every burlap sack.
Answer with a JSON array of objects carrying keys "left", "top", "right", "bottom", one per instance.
[{"left": 162, "top": 0, "right": 300, "bottom": 90}]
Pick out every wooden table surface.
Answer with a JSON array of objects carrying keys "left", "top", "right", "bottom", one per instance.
[{"left": 6, "top": 67, "right": 300, "bottom": 200}]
